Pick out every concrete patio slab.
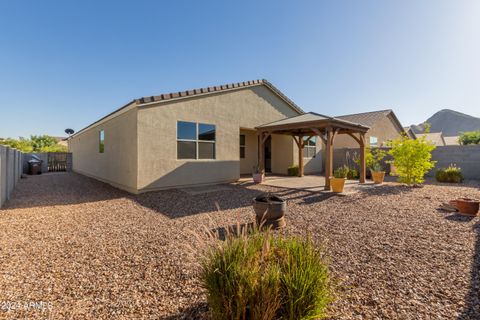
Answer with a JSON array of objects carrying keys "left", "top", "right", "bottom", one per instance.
[{"left": 239, "top": 174, "right": 377, "bottom": 193}]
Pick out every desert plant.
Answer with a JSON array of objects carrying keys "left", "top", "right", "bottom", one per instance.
[
  {"left": 333, "top": 165, "right": 349, "bottom": 179},
  {"left": 387, "top": 133, "right": 436, "bottom": 185},
  {"left": 346, "top": 168, "right": 359, "bottom": 180},
  {"left": 200, "top": 228, "right": 332, "bottom": 320},
  {"left": 354, "top": 147, "right": 387, "bottom": 172},
  {"left": 436, "top": 165, "right": 464, "bottom": 183},
  {"left": 458, "top": 130, "right": 480, "bottom": 145},
  {"left": 288, "top": 165, "right": 299, "bottom": 176}
]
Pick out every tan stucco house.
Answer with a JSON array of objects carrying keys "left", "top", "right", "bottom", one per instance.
[
  {"left": 333, "top": 110, "right": 405, "bottom": 148},
  {"left": 69, "top": 80, "right": 408, "bottom": 194},
  {"left": 69, "top": 80, "right": 327, "bottom": 193}
]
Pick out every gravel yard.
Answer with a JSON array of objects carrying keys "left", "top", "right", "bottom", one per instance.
[{"left": 0, "top": 172, "right": 479, "bottom": 319}]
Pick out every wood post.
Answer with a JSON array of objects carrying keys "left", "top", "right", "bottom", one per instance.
[
  {"left": 359, "top": 133, "right": 366, "bottom": 183},
  {"left": 258, "top": 132, "right": 270, "bottom": 174},
  {"left": 324, "top": 127, "right": 333, "bottom": 190},
  {"left": 258, "top": 133, "right": 265, "bottom": 174},
  {"left": 298, "top": 135, "right": 304, "bottom": 177}
]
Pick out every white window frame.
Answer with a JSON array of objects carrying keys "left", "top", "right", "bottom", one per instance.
[
  {"left": 176, "top": 121, "right": 216, "bottom": 160},
  {"left": 369, "top": 136, "right": 378, "bottom": 147},
  {"left": 303, "top": 136, "right": 316, "bottom": 158}
]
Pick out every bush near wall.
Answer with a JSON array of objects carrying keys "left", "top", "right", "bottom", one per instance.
[
  {"left": 458, "top": 131, "right": 480, "bottom": 145},
  {"left": 288, "top": 165, "right": 299, "bottom": 176},
  {"left": 200, "top": 229, "right": 332, "bottom": 320},
  {"left": 436, "top": 165, "right": 464, "bottom": 183}
]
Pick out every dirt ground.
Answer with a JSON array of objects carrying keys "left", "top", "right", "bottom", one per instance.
[{"left": 0, "top": 172, "right": 479, "bottom": 319}]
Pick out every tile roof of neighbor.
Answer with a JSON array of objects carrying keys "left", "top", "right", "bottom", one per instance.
[
  {"left": 335, "top": 109, "right": 393, "bottom": 127},
  {"left": 424, "top": 132, "right": 446, "bottom": 146},
  {"left": 443, "top": 136, "right": 460, "bottom": 145},
  {"left": 256, "top": 112, "right": 370, "bottom": 129}
]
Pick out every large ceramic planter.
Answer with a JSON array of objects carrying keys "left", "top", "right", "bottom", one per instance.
[
  {"left": 252, "top": 173, "right": 264, "bottom": 184},
  {"left": 371, "top": 171, "right": 385, "bottom": 184},
  {"left": 330, "top": 177, "right": 346, "bottom": 193},
  {"left": 455, "top": 198, "right": 480, "bottom": 215},
  {"left": 253, "top": 194, "right": 286, "bottom": 229}
]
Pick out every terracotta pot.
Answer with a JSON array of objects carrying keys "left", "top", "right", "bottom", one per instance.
[
  {"left": 330, "top": 177, "right": 346, "bottom": 193},
  {"left": 252, "top": 173, "right": 264, "bottom": 184},
  {"left": 371, "top": 171, "right": 385, "bottom": 184},
  {"left": 456, "top": 198, "right": 480, "bottom": 215},
  {"left": 253, "top": 195, "right": 286, "bottom": 229}
]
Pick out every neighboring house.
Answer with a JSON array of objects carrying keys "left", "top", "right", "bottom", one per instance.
[
  {"left": 403, "top": 126, "right": 417, "bottom": 140},
  {"left": 333, "top": 110, "right": 405, "bottom": 148},
  {"left": 68, "top": 80, "right": 327, "bottom": 193},
  {"left": 423, "top": 132, "right": 446, "bottom": 146},
  {"left": 53, "top": 136, "right": 68, "bottom": 147},
  {"left": 443, "top": 136, "right": 460, "bottom": 146}
]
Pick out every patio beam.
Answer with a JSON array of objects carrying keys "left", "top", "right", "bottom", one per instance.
[
  {"left": 359, "top": 133, "right": 366, "bottom": 183},
  {"left": 258, "top": 132, "right": 271, "bottom": 174},
  {"left": 292, "top": 135, "right": 305, "bottom": 177},
  {"left": 324, "top": 127, "right": 333, "bottom": 190}
]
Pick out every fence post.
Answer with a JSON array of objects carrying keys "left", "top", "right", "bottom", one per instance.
[{"left": 0, "top": 146, "right": 6, "bottom": 207}]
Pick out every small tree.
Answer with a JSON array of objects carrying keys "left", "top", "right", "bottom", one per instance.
[
  {"left": 353, "top": 147, "right": 387, "bottom": 171},
  {"left": 458, "top": 130, "right": 480, "bottom": 145},
  {"left": 388, "top": 133, "right": 436, "bottom": 185}
]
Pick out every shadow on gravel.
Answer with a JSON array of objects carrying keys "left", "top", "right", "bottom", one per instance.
[
  {"left": 162, "top": 302, "right": 208, "bottom": 320},
  {"left": 356, "top": 184, "right": 415, "bottom": 197},
  {"left": 3, "top": 173, "right": 127, "bottom": 209},
  {"left": 444, "top": 214, "right": 475, "bottom": 223},
  {"left": 458, "top": 221, "right": 480, "bottom": 319},
  {"left": 133, "top": 184, "right": 313, "bottom": 219}
]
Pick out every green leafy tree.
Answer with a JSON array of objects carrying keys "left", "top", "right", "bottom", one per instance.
[
  {"left": 458, "top": 130, "right": 480, "bottom": 145},
  {"left": 0, "top": 137, "right": 34, "bottom": 152},
  {"left": 388, "top": 133, "right": 436, "bottom": 185},
  {"left": 0, "top": 135, "right": 67, "bottom": 152}
]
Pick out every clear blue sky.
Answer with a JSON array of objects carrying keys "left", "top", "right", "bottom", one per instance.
[{"left": 1, "top": 0, "right": 479, "bottom": 138}]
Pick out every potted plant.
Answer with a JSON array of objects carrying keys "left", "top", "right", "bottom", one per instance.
[
  {"left": 369, "top": 149, "right": 387, "bottom": 184},
  {"left": 454, "top": 198, "right": 480, "bottom": 215},
  {"left": 252, "top": 165, "right": 264, "bottom": 184},
  {"left": 330, "top": 165, "right": 349, "bottom": 193},
  {"left": 252, "top": 193, "right": 287, "bottom": 229}
]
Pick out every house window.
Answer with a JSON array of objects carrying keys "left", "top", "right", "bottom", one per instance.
[
  {"left": 240, "top": 134, "right": 246, "bottom": 159},
  {"left": 303, "top": 136, "right": 316, "bottom": 158},
  {"left": 99, "top": 129, "right": 105, "bottom": 153},
  {"left": 370, "top": 136, "right": 378, "bottom": 147},
  {"left": 177, "top": 121, "right": 216, "bottom": 159}
]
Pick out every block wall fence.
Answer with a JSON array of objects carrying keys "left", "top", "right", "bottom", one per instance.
[
  {"left": 0, "top": 145, "right": 24, "bottom": 208},
  {"left": 332, "top": 145, "right": 480, "bottom": 180}
]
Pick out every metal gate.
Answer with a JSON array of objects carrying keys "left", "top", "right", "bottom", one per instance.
[{"left": 48, "top": 152, "right": 68, "bottom": 172}]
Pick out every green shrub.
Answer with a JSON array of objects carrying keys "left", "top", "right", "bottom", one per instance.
[
  {"left": 354, "top": 147, "right": 387, "bottom": 172},
  {"left": 200, "top": 229, "right": 332, "bottom": 320},
  {"left": 333, "top": 165, "right": 349, "bottom": 179},
  {"left": 458, "top": 131, "right": 480, "bottom": 145},
  {"left": 436, "top": 165, "right": 464, "bottom": 183},
  {"left": 288, "top": 165, "right": 299, "bottom": 176},
  {"left": 346, "top": 168, "right": 359, "bottom": 180},
  {"left": 387, "top": 133, "right": 436, "bottom": 185}
]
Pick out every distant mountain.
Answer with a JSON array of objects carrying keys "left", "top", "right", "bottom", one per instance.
[{"left": 411, "top": 109, "right": 480, "bottom": 137}]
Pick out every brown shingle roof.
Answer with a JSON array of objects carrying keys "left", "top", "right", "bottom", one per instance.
[
  {"left": 336, "top": 109, "right": 393, "bottom": 127},
  {"left": 135, "top": 79, "right": 304, "bottom": 114},
  {"left": 336, "top": 109, "right": 405, "bottom": 133},
  {"left": 70, "top": 79, "right": 304, "bottom": 138},
  {"left": 424, "top": 132, "right": 446, "bottom": 146}
]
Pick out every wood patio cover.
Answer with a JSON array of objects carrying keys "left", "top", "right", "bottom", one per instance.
[{"left": 255, "top": 112, "right": 370, "bottom": 190}]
